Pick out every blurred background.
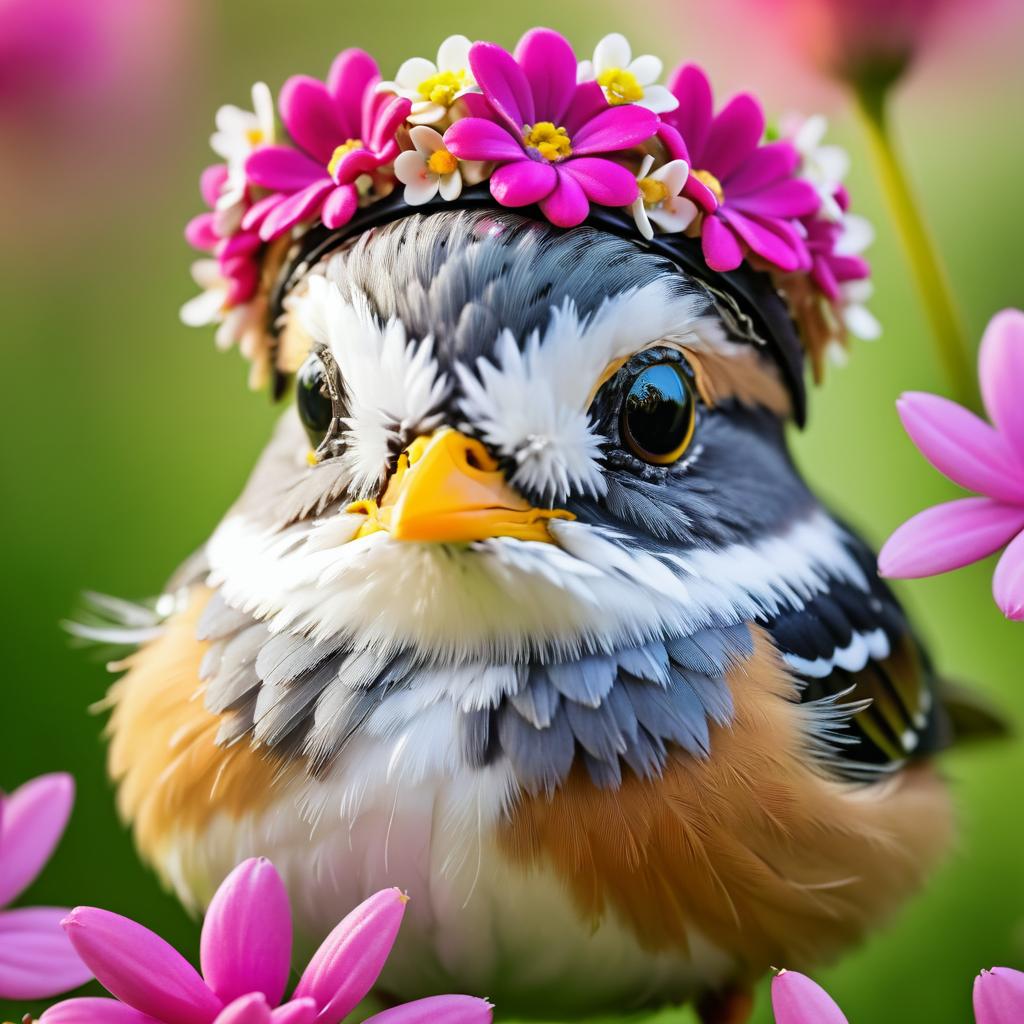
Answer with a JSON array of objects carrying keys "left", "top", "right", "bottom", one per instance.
[{"left": 1, "top": 1, "right": 1022, "bottom": 1021}]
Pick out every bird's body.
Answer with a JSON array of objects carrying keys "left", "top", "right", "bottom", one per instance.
[{"left": 104, "top": 211, "right": 958, "bottom": 1021}]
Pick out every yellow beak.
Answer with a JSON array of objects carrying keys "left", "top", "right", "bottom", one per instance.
[{"left": 346, "top": 428, "right": 574, "bottom": 544}]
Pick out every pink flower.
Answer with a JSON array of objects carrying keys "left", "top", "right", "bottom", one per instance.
[
  {"left": 879, "top": 310, "right": 1024, "bottom": 619},
  {"left": 660, "top": 64, "right": 820, "bottom": 272},
  {"left": 42, "top": 857, "right": 492, "bottom": 1024},
  {"left": 804, "top": 188, "right": 870, "bottom": 300},
  {"left": 443, "top": 28, "right": 658, "bottom": 228},
  {"left": 0, "top": 773, "right": 92, "bottom": 1000},
  {"left": 974, "top": 967, "right": 1024, "bottom": 1023},
  {"left": 771, "top": 970, "right": 848, "bottom": 1024},
  {"left": 244, "top": 50, "right": 411, "bottom": 241}
]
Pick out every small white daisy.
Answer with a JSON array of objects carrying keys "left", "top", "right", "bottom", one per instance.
[
  {"left": 379, "top": 35, "right": 476, "bottom": 126},
  {"left": 835, "top": 213, "right": 881, "bottom": 340},
  {"left": 577, "top": 33, "right": 677, "bottom": 114},
  {"left": 630, "top": 155, "right": 695, "bottom": 240},
  {"left": 180, "top": 259, "right": 268, "bottom": 361},
  {"left": 395, "top": 126, "right": 473, "bottom": 205},
  {"left": 784, "top": 113, "right": 850, "bottom": 222}
]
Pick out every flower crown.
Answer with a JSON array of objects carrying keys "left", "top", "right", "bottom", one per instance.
[{"left": 181, "top": 28, "right": 877, "bottom": 396}]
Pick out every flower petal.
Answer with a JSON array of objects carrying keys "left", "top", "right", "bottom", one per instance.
[
  {"left": 628, "top": 54, "right": 662, "bottom": 86},
  {"left": 539, "top": 169, "right": 590, "bottom": 227},
  {"left": 700, "top": 213, "right": 744, "bottom": 271},
  {"left": 562, "top": 80, "right": 609, "bottom": 136},
  {"left": 637, "top": 83, "right": 678, "bottom": 113},
  {"left": 896, "top": 391, "right": 1024, "bottom": 503},
  {"left": 185, "top": 212, "right": 219, "bottom": 252},
  {"left": 200, "top": 858, "right": 292, "bottom": 1008},
  {"left": 0, "top": 906, "right": 92, "bottom": 1000},
  {"left": 725, "top": 140, "right": 799, "bottom": 196},
  {"left": 41, "top": 999, "right": 164, "bottom": 1024},
  {"left": 444, "top": 117, "right": 524, "bottom": 163},
  {"left": 489, "top": 160, "right": 557, "bottom": 207},
  {"left": 665, "top": 64, "right": 713, "bottom": 162},
  {"left": 245, "top": 146, "right": 324, "bottom": 192},
  {"left": 571, "top": 104, "right": 658, "bottom": 155},
  {"left": 979, "top": 309, "right": 1024, "bottom": 465},
  {"left": 878, "top": 497, "right": 1024, "bottom": 579},
  {"left": 730, "top": 176, "right": 820, "bottom": 219},
  {"left": 514, "top": 28, "right": 578, "bottom": 124},
  {"left": 0, "top": 772, "right": 74, "bottom": 906},
  {"left": 363, "top": 996, "right": 493, "bottom": 1024},
  {"left": 720, "top": 208, "right": 802, "bottom": 271},
  {"left": 560, "top": 157, "right": 638, "bottom": 206},
  {"left": 293, "top": 888, "right": 408, "bottom": 1024},
  {"left": 321, "top": 186, "right": 358, "bottom": 230},
  {"left": 200, "top": 165, "right": 229, "bottom": 208},
  {"left": 270, "top": 999, "right": 318, "bottom": 1024},
  {"left": 437, "top": 35, "right": 472, "bottom": 74},
  {"left": 240, "top": 192, "right": 285, "bottom": 232},
  {"left": 326, "top": 49, "right": 380, "bottom": 136},
  {"left": 703, "top": 93, "right": 765, "bottom": 182},
  {"left": 771, "top": 970, "right": 848, "bottom": 1024},
  {"left": 393, "top": 57, "right": 436, "bottom": 91},
  {"left": 593, "top": 33, "right": 631, "bottom": 74},
  {"left": 63, "top": 907, "right": 222, "bottom": 1024},
  {"left": 468, "top": 41, "right": 534, "bottom": 132},
  {"left": 994, "top": 531, "right": 1024, "bottom": 621},
  {"left": 974, "top": 967, "right": 1024, "bottom": 1024},
  {"left": 279, "top": 76, "right": 343, "bottom": 165},
  {"left": 214, "top": 994, "right": 272, "bottom": 1024},
  {"left": 259, "top": 179, "right": 333, "bottom": 241}
]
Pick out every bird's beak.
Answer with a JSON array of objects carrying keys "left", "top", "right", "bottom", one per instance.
[{"left": 347, "top": 428, "right": 573, "bottom": 544}]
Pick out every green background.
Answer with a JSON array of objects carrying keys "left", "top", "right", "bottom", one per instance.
[{"left": 2, "top": 2, "right": 1021, "bottom": 1021}]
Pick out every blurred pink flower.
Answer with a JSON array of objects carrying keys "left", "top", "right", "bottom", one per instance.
[
  {"left": 974, "top": 967, "right": 1024, "bottom": 1023},
  {"left": 43, "top": 857, "right": 492, "bottom": 1024},
  {"left": 245, "top": 50, "right": 410, "bottom": 241},
  {"left": 879, "top": 310, "right": 1024, "bottom": 619},
  {"left": 771, "top": 970, "right": 848, "bottom": 1023},
  {"left": 443, "top": 28, "right": 658, "bottom": 228},
  {"left": 0, "top": 773, "right": 92, "bottom": 1000}
]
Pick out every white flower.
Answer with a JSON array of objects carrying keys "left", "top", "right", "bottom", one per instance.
[
  {"left": 209, "top": 82, "right": 275, "bottom": 233},
  {"left": 630, "top": 155, "right": 695, "bottom": 240},
  {"left": 379, "top": 35, "right": 475, "bottom": 126},
  {"left": 180, "top": 259, "right": 267, "bottom": 358},
  {"left": 394, "top": 126, "right": 466, "bottom": 205},
  {"left": 577, "top": 33, "right": 677, "bottom": 114},
  {"left": 835, "top": 212, "right": 881, "bottom": 340},
  {"left": 783, "top": 113, "right": 850, "bottom": 222}
]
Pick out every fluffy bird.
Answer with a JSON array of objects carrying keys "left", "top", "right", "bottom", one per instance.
[{"left": 84, "top": 31, "right": 997, "bottom": 1024}]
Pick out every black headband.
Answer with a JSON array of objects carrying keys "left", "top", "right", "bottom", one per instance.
[{"left": 267, "top": 184, "right": 807, "bottom": 426}]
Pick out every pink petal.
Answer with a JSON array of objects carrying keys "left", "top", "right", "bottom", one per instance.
[
  {"left": 665, "top": 64, "right": 713, "bottom": 163},
  {"left": 444, "top": 118, "right": 525, "bottom": 163},
  {"left": 328, "top": 147, "right": 381, "bottom": 184},
  {"left": 41, "top": 999, "right": 164, "bottom": 1024},
  {"left": 270, "top": 1000, "right": 318, "bottom": 1024},
  {"left": 513, "top": 27, "right": 577, "bottom": 124},
  {"left": 0, "top": 906, "right": 92, "bottom": 1000},
  {"left": 979, "top": 309, "right": 1024, "bottom": 465},
  {"left": 246, "top": 147, "right": 324, "bottom": 193},
  {"left": 771, "top": 970, "right": 848, "bottom": 1024},
  {"left": 0, "top": 772, "right": 74, "bottom": 906},
  {"left": 700, "top": 213, "right": 744, "bottom": 271},
  {"left": 994, "top": 530, "right": 1024, "bottom": 620},
  {"left": 571, "top": 104, "right": 658, "bottom": 156},
  {"left": 974, "top": 967, "right": 1024, "bottom": 1024},
  {"left": 321, "top": 186, "right": 358, "bottom": 230},
  {"left": 200, "top": 165, "right": 229, "bottom": 208},
  {"left": 878, "top": 497, "right": 1024, "bottom": 579},
  {"left": 258, "top": 179, "right": 333, "bottom": 241},
  {"left": 729, "top": 176, "right": 820, "bottom": 219},
  {"left": 214, "top": 994, "right": 272, "bottom": 1024},
  {"left": 562, "top": 80, "right": 609, "bottom": 136},
  {"left": 897, "top": 391, "right": 1024, "bottom": 503},
  {"left": 366, "top": 94, "right": 411, "bottom": 155},
  {"left": 293, "top": 888, "right": 408, "bottom": 1024},
  {"left": 489, "top": 159, "right": 557, "bottom": 207},
  {"left": 702, "top": 93, "right": 765, "bottom": 181},
  {"left": 720, "top": 208, "right": 802, "bottom": 272},
  {"left": 241, "top": 193, "right": 285, "bottom": 232},
  {"left": 200, "top": 859, "right": 292, "bottom": 1008},
  {"left": 326, "top": 49, "right": 380, "bottom": 135},
  {"left": 363, "top": 996, "right": 493, "bottom": 1024},
  {"left": 63, "top": 906, "right": 222, "bottom": 1024},
  {"left": 279, "top": 76, "right": 344, "bottom": 165},
  {"left": 561, "top": 157, "right": 638, "bottom": 207},
  {"left": 724, "top": 140, "right": 798, "bottom": 196},
  {"left": 539, "top": 168, "right": 590, "bottom": 228},
  {"left": 185, "top": 213, "right": 219, "bottom": 251},
  {"left": 468, "top": 41, "right": 534, "bottom": 132}
]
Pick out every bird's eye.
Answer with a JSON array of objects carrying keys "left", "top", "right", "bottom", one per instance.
[
  {"left": 621, "top": 362, "right": 696, "bottom": 465},
  {"left": 296, "top": 353, "right": 334, "bottom": 449}
]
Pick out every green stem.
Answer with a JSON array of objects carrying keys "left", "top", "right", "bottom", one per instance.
[{"left": 853, "top": 84, "right": 979, "bottom": 410}]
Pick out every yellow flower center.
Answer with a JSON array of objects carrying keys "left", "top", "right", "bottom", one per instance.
[
  {"left": 522, "top": 122, "right": 572, "bottom": 162},
  {"left": 327, "top": 139, "right": 363, "bottom": 178},
  {"left": 427, "top": 148, "right": 459, "bottom": 176},
  {"left": 417, "top": 69, "right": 466, "bottom": 108},
  {"left": 245, "top": 127, "right": 265, "bottom": 146},
  {"left": 692, "top": 168, "right": 725, "bottom": 204},
  {"left": 638, "top": 177, "right": 669, "bottom": 206},
  {"left": 597, "top": 67, "right": 644, "bottom": 105}
]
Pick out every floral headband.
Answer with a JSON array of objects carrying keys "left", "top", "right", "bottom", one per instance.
[{"left": 181, "top": 28, "right": 877, "bottom": 401}]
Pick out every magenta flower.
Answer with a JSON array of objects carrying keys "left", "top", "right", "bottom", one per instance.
[
  {"left": 879, "top": 310, "right": 1024, "bottom": 619},
  {"left": 804, "top": 189, "right": 870, "bottom": 300},
  {"left": 974, "top": 967, "right": 1024, "bottom": 1023},
  {"left": 443, "top": 28, "right": 658, "bottom": 228},
  {"left": 660, "top": 64, "right": 819, "bottom": 273},
  {"left": 42, "top": 857, "right": 492, "bottom": 1024},
  {"left": 0, "top": 773, "right": 92, "bottom": 1000},
  {"left": 244, "top": 50, "right": 411, "bottom": 242},
  {"left": 771, "top": 970, "right": 848, "bottom": 1024}
]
